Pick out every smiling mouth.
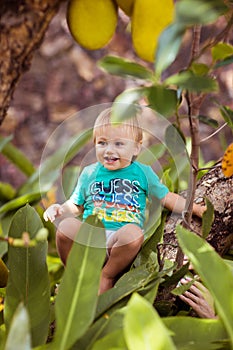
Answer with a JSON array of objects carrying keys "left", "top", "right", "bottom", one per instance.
[{"left": 104, "top": 156, "right": 119, "bottom": 163}]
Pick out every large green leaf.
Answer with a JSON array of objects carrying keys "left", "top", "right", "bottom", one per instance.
[
  {"left": 175, "top": 0, "right": 228, "bottom": 26},
  {"left": 0, "top": 135, "right": 12, "bottom": 152},
  {"left": 4, "top": 303, "right": 31, "bottom": 350},
  {"left": 19, "top": 129, "right": 92, "bottom": 195},
  {"left": 0, "top": 136, "right": 35, "bottom": 177},
  {"left": 62, "top": 165, "right": 80, "bottom": 198},
  {"left": 146, "top": 86, "right": 178, "bottom": 117},
  {"left": 95, "top": 261, "right": 161, "bottom": 320},
  {"left": 202, "top": 198, "right": 214, "bottom": 239},
  {"left": 98, "top": 55, "right": 153, "bottom": 80},
  {"left": 4, "top": 205, "right": 50, "bottom": 347},
  {"left": 137, "top": 144, "right": 166, "bottom": 166},
  {"left": 165, "top": 124, "right": 186, "bottom": 154},
  {"left": 84, "top": 309, "right": 127, "bottom": 350},
  {"left": 164, "top": 316, "right": 230, "bottom": 349},
  {"left": 0, "top": 192, "right": 44, "bottom": 215},
  {"left": 212, "top": 43, "right": 233, "bottom": 61},
  {"left": 53, "top": 216, "right": 106, "bottom": 350},
  {"left": 112, "top": 89, "right": 146, "bottom": 122},
  {"left": 220, "top": 105, "right": 233, "bottom": 130},
  {"left": 155, "top": 23, "right": 185, "bottom": 77},
  {"left": 176, "top": 225, "right": 233, "bottom": 346},
  {"left": 91, "top": 329, "right": 126, "bottom": 350},
  {"left": 134, "top": 211, "right": 167, "bottom": 267},
  {"left": 124, "top": 293, "right": 176, "bottom": 350},
  {"left": 73, "top": 310, "right": 122, "bottom": 350},
  {"left": 0, "top": 182, "right": 15, "bottom": 201},
  {"left": 165, "top": 71, "right": 218, "bottom": 93}
]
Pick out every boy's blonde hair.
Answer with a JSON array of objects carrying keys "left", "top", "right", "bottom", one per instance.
[{"left": 93, "top": 108, "right": 143, "bottom": 143}]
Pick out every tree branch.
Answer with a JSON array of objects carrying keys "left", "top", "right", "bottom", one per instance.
[{"left": 0, "top": 0, "right": 64, "bottom": 125}]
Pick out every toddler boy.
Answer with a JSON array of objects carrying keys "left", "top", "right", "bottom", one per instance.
[{"left": 43, "top": 108, "right": 205, "bottom": 294}]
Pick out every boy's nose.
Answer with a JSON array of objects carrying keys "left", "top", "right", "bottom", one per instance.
[{"left": 105, "top": 143, "right": 114, "bottom": 153}]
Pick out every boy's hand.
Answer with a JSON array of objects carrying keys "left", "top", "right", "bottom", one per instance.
[
  {"left": 193, "top": 204, "right": 207, "bottom": 218},
  {"left": 43, "top": 204, "right": 64, "bottom": 222}
]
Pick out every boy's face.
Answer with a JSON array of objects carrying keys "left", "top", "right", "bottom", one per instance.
[{"left": 95, "top": 125, "right": 141, "bottom": 170}]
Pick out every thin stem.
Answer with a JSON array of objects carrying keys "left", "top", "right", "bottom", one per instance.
[
  {"left": 200, "top": 123, "right": 227, "bottom": 143},
  {"left": 176, "top": 26, "right": 202, "bottom": 267}
]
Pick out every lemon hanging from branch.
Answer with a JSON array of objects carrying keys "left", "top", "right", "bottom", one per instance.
[
  {"left": 67, "top": 0, "right": 118, "bottom": 50},
  {"left": 132, "top": 0, "right": 174, "bottom": 62}
]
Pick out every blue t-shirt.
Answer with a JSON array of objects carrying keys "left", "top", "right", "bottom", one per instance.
[{"left": 70, "top": 161, "right": 169, "bottom": 230}]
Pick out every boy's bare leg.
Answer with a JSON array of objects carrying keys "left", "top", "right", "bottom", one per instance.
[
  {"left": 56, "top": 217, "right": 82, "bottom": 265},
  {"left": 99, "top": 224, "right": 144, "bottom": 294}
]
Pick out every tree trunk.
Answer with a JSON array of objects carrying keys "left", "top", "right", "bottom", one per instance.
[
  {"left": 0, "top": 0, "right": 63, "bottom": 125},
  {"left": 162, "top": 162, "right": 233, "bottom": 260},
  {"left": 155, "top": 163, "right": 233, "bottom": 316}
]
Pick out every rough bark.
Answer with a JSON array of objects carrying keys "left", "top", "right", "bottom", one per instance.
[
  {"left": 155, "top": 163, "right": 233, "bottom": 316},
  {"left": 162, "top": 162, "right": 233, "bottom": 261},
  {"left": 0, "top": 0, "right": 63, "bottom": 125}
]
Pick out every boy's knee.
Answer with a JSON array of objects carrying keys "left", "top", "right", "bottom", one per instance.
[
  {"left": 57, "top": 217, "right": 81, "bottom": 241},
  {"left": 117, "top": 224, "right": 144, "bottom": 247}
]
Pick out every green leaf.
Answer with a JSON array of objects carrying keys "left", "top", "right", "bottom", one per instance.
[
  {"left": 202, "top": 198, "right": 214, "bottom": 239},
  {"left": 198, "top": 115, "right": 219, "bottom": 128},
  {"left": 220, "top": 105, "right": 233, "bottom": 130},
  {"left": 62, "top": 165, "right": 80, "bottom": 198},
  {"left": 0, "top": 136, "right": 35, "bottom": 177},
  {"left": 190, "top": 62, "right": 210, "bottom": 76},
  {"left": 137, "top": 144, "right": 166, "bottom": 165},
  {"left": 165, "top": 71, "right": 218, "bottom": 92},
  {"left": 96, "top": 262, "right": 161, "bottom": 319},
  {"left": 0, "top": 182, "right": 16, "bottom": 201},
  {"left": 124, "top": 293, "right": 176, "bottom": 350},
  {"left": 19, "top": 128, "right": 92, "bottom": 195},
  {"left": 212, "top": 43, "right": 233, "bottom": 61},
  {"left": 214, "top": 55, "right": 233, "bottom": 68},
  {"left": 98, "top": 55, "right": 153, "bottom": 80},
  {"left": 4, "top": 205, "right": 50, "bottom": 347},
  {"left": 161, "top": 169, "right": 174, "bottom": 193},
  {"left": 111, "top": 88, "right": 146, "bottom": 122},
  {"left": 0, "top": 135, "right": 13, "bottom": 152},
  {"left": 0, "top": 192, "right": 44, "bottom": 215},
  {"left": 146, "top": 86, "right": 178, "bottom": 117},
  {"left": 175, "top": 0, "right": 228, "bottom": 26},
  {"left": 74, "top": 308, "right": 126, "bottom": 350},
  {"left": 53, "top": 216, "right": 106, "bottom": 350},
  {"left": 165, "top": 124, "right": 186, "bottom": 154},
  {"left": 91, "top": 329, "right": 127, "bottom": 350},
  {"left": 171, "top": 276, "right": 196, "bottom": 296},
  {"left": 5, "top": 303, "right": 31, "bottom": 350},
  {"left": 155, "top": 23, "right": 185, "bottom": 77},
  {"left": 176, "top": 225, "right": 233, "bottom": 346},
  {"left": 164, "top": 316, "right": 229, "bottom": 349}
]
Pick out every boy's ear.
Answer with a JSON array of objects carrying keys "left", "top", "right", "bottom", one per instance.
[{"left": 134, "top": 142, "right": 142, "bottom": 156}]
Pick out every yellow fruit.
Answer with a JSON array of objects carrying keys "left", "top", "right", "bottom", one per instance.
[
  {"left": 0, "top": 258, "right": 9, "bottom": 288},
  {"left": 132, "top": 0, "right": 174, "bottom": 62},
  {"left": 115, "top": 0, "right": 135, "bottom": 16},
  {"left": 67, "top": 0, "right": 118, "bottom": 50}
]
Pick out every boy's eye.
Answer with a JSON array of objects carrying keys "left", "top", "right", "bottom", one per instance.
[
  {"left": 115, "top": 141, "right": 124, "bottom": 146},
  {"left": 97, "top": 140, "right": 107, "bottom": 146}
]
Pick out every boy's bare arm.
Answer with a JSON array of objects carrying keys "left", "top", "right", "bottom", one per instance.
[
  {"left": 43, "top": 199, "right": 83, "bottom": 222},
  {"left": 161, "top": 192, "right": 206, "bottom": 218}
]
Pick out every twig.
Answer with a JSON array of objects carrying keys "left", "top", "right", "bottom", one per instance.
[{"left": 200, "top": 123, "right": 227, "bottom": 143}]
